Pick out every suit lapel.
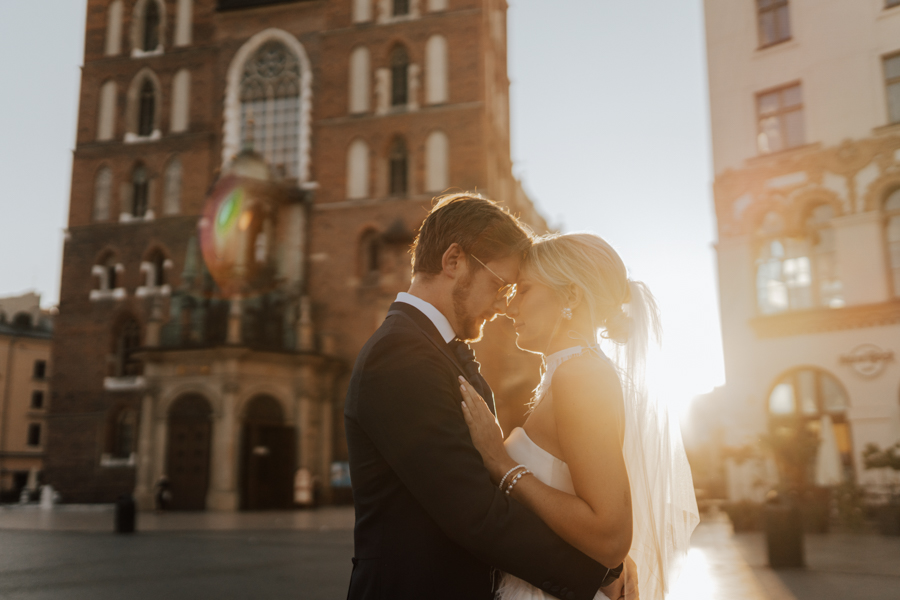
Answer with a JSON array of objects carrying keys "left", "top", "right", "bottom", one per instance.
[{"left": 386, "top": 302, "right": 495, "bottom": 415}]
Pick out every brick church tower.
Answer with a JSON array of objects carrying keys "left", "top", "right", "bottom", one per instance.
[{"left": 47, "top": 0, "right": 546, "bottom": 510}]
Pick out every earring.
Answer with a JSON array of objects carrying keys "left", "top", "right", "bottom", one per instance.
[{"left": 561, "top": 307, "right": 573, "bottom": 321}]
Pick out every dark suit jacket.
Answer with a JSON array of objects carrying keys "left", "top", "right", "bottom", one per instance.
[{"left": 344, "top": 302, "right": 614, "bottom": 600}]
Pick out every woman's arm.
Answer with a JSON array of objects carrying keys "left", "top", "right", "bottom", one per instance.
[{"left": 460, "top": 356, "right": 633, "bottom": 568}]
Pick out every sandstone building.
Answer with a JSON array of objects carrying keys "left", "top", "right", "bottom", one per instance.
[
  {"left": 0, "top": 293, "right": 53, "bottom": 502},
  {"left": 48, "top": 0, "right": 546, "bottom": 510},
  {"left": 705, "top": 0, "right": 900, "bottom": 500}
]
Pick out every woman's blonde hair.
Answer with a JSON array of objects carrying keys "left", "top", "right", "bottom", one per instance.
[{"left": 524, "top": 232, "right": 638, "bottom": 344}]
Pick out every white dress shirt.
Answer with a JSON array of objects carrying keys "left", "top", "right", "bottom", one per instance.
[{"left": 395, "top": 292, "right": 457, "bottom": 343}]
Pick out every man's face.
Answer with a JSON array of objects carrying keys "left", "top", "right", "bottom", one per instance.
[{"left": 452, "top": 253, "right": 520, "bottom": 342}]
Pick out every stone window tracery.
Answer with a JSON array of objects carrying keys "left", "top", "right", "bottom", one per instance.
[{"left": 240, "top": 41, "right": 302, "bottom": 178}]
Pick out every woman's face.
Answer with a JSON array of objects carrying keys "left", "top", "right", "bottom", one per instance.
[{"left": 505, "top": 272, "right": 564, "bottom": 354}]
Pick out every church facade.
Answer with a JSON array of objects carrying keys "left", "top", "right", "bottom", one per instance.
[{"left": 47, "top": 0, "right": 546, "bottom": 510}]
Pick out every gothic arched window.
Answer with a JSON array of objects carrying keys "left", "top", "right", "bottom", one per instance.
[
  {"left": 393, "top": 0, "right": 410, "bottom": 16},
  {"left": 93, "top": 167, "right": 113, "bottom": 222},
  {"left": 143, "top": 1, "right": 160, "bottom": 52},
  {"left": 349, "top": 46, "right": 371, "bottom": 114},
  {"left": 101, "top": 253, "right": 119, "bottom": 291},
  {"left": 886, "top": 189, "right": 900, "bottom": 297},
  {"left": 390, "top": 46, "right": 410, "bottom": 107},
  {"left": 347, "top": 139, "right": 370, "bottom": 200},
  {"left": 145, "top": 248, "right": 168, "bottom": 288},
  {"left": 138, "top": 80, "right": 156, "bottom": 136},
  {"left": 425, "top": 35, "right": 448, "bottom": 105},
  {"left": 425, "top": 130, "right": 449, "bottom": 192},
  {"left": 240, "top": 41, "right": 301, "bottom": 178},
  {"left": 132, "top": 164, "right": 149, "bottom": 217},
  {"left": 359, "top": 229, "right": 381, "bottom": 284},
  {"left": 389, "top": 137, "right": 408, "bottom": 196},
  {"left": 114, "top": 318, "right": 143, "bottom": 377},
  {"left": 163, "top": 157, "right": 182, "bottom": 215}
]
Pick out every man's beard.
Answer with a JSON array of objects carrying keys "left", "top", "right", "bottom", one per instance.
[{"left": 452, "top": 272, "right": 484, "bottom": 342}]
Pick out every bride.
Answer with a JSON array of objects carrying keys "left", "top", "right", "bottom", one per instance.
[{"left": 459, "top": 232, "right": 699, "bottom": 600}]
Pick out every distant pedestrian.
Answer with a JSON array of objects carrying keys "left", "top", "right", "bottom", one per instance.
[{"left": 154, "top": 476, "right": 172, "bottom": 512}]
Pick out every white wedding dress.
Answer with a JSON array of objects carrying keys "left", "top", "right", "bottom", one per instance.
[{"left": 496, "top": 346, "right": 612, "bottom": 600}]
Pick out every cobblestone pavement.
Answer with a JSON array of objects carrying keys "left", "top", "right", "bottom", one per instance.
[{"left": 2, "top": 505, "right": 899, "bottom": 599}]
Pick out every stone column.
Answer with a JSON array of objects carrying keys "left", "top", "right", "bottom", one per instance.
[
  {"left": 207, "top": 384, "right": 239, "bottom": 511},
  {"left": 133, "top": 390, "right": 157, "bottom": 510}
]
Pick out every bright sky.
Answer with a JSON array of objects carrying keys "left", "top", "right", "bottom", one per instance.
[{"left": 0, "top": 0, "right": 724, "bottom": 407}]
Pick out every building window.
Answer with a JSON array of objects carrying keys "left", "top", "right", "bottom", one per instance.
[
  {"left": 393, "top": 0, "right": 410, "bottom": 16},
  {"left": 757, "top": 83, "right": 804, "bottom": 154},
  {"left": 170, "top": 69, "right": 191, "bottom": 133},
  {"left": 144, "top": 248, "right": 168, "bottom": 288},
  {"left": 132, "top": 164, "right": 149, "bottom": 217},
  {"left": 105, "top": 0, "right": 123, "bottom": 56},
  {"left": 389, "top": 137, "right": 408, "bottom": 196},
  {"left": 163, "top": 157, "right": 182, "bottom": 215},
  {"left": 754, "top": 206, "right": 842, "bottom": 315},
  {"left": 112, "top": 408, "right": 138, "bottom": 458},
  {"left": 143, "top": 0, "right": 161, "bottom": 52},
  {"left": 425, "top": 130, "right": 449, "bottom": 192},
  {"left": 884, "top": 53, "right": 900, "bottom": 125},
  {"left": 97, "top": 80, "right": 117, "bottom": 141},
  {"left": 93, "top": 167, "right": 113, "bottom": 222},
  {"left": 114, "top": 318, "right": 143, "bottom": 377},
  {"left": 757, "top": 0, "right": 790, "bottom": 48},
  {"left": 33, "top": 360, "right": 47, "bottom": 380},
  {"left": 27, "top": 424, "right": 41, "bottom": 447},
  {"left": 349, "top": 46, "right": 371, "bottom": 114},
  {"left": 425, "top": 35, "right": 448, "bottom": 105},
  {"left": 240, "top": 41, "right": 302, "bottom": 178},
  {"left": 353, "top": 0, "right": 372, "bottom": 22},
  {"left": 390, "top": 46, "right": 410, "bottom": 107},
  {"left": 360, "top": 230, "right": 381, "bottom": 284},
  {"left": 31, "top": 391, "right": 44, "bottom": 410},
  {"left": 174, "top": 0, "right": 193, "bottom": 47},
  {"left": 347, "top": 138, "right": 370, "bottom": 200},
  {"left": 138, "top": 80, "right": 156, "bottom": 136},
  {"left": 100, "top": 253, "right": 119, "bottom": 291},
  {"left": 886, "top": 189, "right": 900, "bottom": 297},
  {"left": 768, "top": 367, "right": 853, "bottom": 483}
]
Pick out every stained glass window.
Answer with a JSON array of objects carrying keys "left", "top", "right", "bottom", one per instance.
[{"left": 240, "top": 41, "right": 301, "bottom": 178}]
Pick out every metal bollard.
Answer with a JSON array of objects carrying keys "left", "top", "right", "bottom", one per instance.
[{"left": 115, "top": 494, "right": 136, "bottom": 534}]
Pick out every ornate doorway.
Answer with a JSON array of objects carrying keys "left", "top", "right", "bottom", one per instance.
[
  {"left": 240, "top": 395, "right": 295, "bottom": 510},
  {"left": 166, "top": 394, "right": 213, "bottom": 510}
]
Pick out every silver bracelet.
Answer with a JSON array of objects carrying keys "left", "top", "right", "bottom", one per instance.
[
  {"left": 498, "top": 464, "right": 527, "bottom": 490},
  {"left": 505, "top": 469, "right": 532, "bottom": 496}
]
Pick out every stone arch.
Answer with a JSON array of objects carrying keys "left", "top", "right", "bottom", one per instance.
[
  {"left": 236, "top": 386, "right": 292, "bottom": 423},
  {"left": 159, "top": 383, "right": 222, "bottom": 418},
  {"left": 130, "top": 0, "right": 166, "bottom": 55},
  {"left": 125, "top": 68, "right": 163, "bottom": 138},
  {"left": 742, "top": 195, "right": 787, "bottom": 237},
  {"left": 864, "top": 170, "right": 900, "bottom": 213},
  {"left": 222, "top": 29, "right": 313, "bottom": 183},
  {"left": 238, "top": 392, "right": 296, "bottom": 510},
  {"left": 785, "top": 188, "right": 843, "bottom": 233}
]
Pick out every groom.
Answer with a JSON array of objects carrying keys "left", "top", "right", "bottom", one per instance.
[{"left": 344, "top": 194, "right": 625, "bottom": 600}]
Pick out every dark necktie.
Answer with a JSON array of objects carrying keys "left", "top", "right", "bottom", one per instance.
[{"left": 448, "top": 339, "right": 493, "bottom": 413}]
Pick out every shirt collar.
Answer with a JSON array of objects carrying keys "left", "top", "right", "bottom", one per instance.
[{"left": 395, "top": 292, "right": 457, "bottom": 344}]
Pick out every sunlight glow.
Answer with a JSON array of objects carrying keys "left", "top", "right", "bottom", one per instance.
[{"left": 666, "top": 547, "right": 717, "bottom": 600}]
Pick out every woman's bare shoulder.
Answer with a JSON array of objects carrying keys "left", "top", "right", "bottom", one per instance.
[{"left": 551, "top": 352, "right": 623, "bottom": 412}]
